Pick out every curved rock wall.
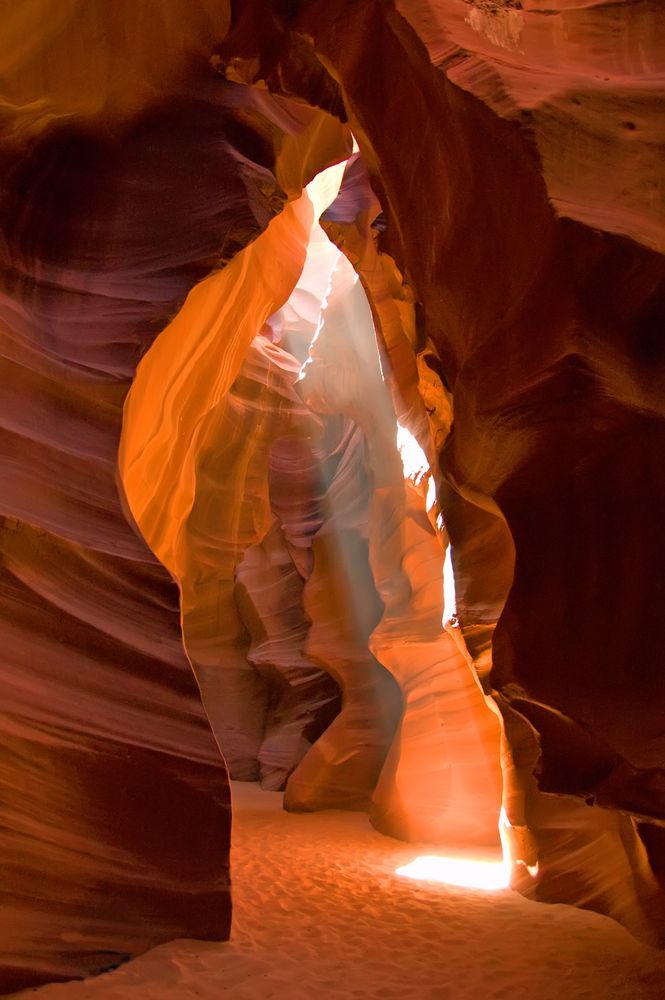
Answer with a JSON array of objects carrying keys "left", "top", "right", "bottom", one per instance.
[
  {"left": 294, "top": 243, "right": 503, "bottom": 842},
  {"left": 214, "top": 0, "right": 665, "bottom": 939},
  {"left": 0, "top": 99, "right": 240, "bottom": 993},
  {"left": 0, "top": 8, "right": 348, "bottom": 990},
  {"left": 3, "top": 0, "right": 665, "bottom": 987}
]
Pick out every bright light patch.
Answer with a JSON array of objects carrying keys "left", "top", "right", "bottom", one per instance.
[
  {"left": 443, "top": 544, "right": 457, "bottom": 622},
  {"left": 426, "top": 475, "right": 437, "bottom": 513},
  {"left": 396, "top": 422, "right": 429, "bottom": 487},
  {"left": 395, "top": 855, "right": 510, "bottom": 891},
  {"left": 305, "top": 158, "right": 348, "bottom": 221}
]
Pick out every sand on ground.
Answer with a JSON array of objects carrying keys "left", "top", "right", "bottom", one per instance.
[{"left": 12, "top": 781, "right": 665, "bottom": 1000}]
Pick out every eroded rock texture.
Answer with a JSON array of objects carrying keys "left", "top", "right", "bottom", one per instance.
[
  {"left": 0, "top": 6, "right": 350, "bottom": 991},
  {"left": 294, "top": 243, "right": 503, "bottom": 841},
  {"left": 2, "top": 0, "right": 665, "bottom": 989},
  {"left": 215, "top": 0, "right": 665, "bottom": 940}
]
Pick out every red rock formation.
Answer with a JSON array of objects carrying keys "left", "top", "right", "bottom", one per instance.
[
  {"left": 118, "top": 161, "right": 355, "bottom": 790},
  {"left": 3, "top": 1, "right": 665, "bottom": 988},
  {"left": 122, "top": 201, "right": 403, "bottom": 808},
  {"left": 216, "top": 0, "right": 665, "bottom": 937},
  {"left": 235, "top": 518, "right": 341, "bottom": 791},
  {"left": 282, "top": 418, "right": 404, "bottom": 812},
  {"left": 0, "top": 113, "right": 236, "bottom": 989},
  {"left": 0, "top": 8, "right": 350, "bottom": 989},
  {"left": 294, "top": 241, "right": 503, "bottom": 842}
]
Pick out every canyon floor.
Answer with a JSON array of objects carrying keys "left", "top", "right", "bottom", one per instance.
[{"left": 14, "top": 781, "right": 665, "bottom": 1000}]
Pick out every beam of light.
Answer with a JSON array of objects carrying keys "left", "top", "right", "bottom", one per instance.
[
  {"left": 296, "top": 159, "right": 520, "bottom": 896},
  {"left": 396, "top": 421, "right": 429, "bottom": 488},
  {"left": 499, "top": 807, "right": 539, "bottom": 879},
  {"left": 394, "top": 421, "right": 458, "bottom": 621},
  {"left": 305, "top": 157, "right": 348, "bottom": 220},
  {"left": 395, "top": 854, "right": 511, "bottom": 890},
  {"left": 443, "top": 543, "right": 457, "bottom": 623}
]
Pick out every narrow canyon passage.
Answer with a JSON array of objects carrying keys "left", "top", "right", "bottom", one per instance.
[
  {"left": 2, "top": 3, "right": 665, "bottom": 995},
  {"left": 11, "top": 781, "right": 665, "bottom": 1000}
]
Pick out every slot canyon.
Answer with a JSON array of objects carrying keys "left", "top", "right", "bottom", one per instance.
[{"left": 1, "top": 1, "right": 664, "bottom": 997}]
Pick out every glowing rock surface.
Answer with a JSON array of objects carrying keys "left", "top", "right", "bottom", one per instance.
[{"left": 2, "top": 0, "right": 665, "bottom": 991}]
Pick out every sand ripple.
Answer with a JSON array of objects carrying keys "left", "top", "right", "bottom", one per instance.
[{"left": 13, "top": 782, "right": 665, "bottom": 1000}]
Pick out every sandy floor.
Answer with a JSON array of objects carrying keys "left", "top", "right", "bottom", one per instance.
[{"left": 14, "top": 781, "right": 665, "bottom": 1000}]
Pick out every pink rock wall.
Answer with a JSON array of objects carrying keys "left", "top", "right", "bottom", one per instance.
[
  {"left": 216, "top": 0, "right": 665, "bottom": 939},
  {"left": 3, "top": 1, "right": 665, "bottom": 988},
  {"left": 0, "top": 12, "right": 348, "bottom": 988}
]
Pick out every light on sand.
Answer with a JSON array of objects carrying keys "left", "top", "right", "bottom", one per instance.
[{"left": 395, "top": 855, "right": 511, "bottom": 891}]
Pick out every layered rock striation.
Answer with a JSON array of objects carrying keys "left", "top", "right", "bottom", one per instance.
[
  {"left": 2, "top": 1, "right": 665, "bottom": 990},
  {"left": 0, "top": 7, "right": 350, "bottom": 990},
  {"left": 216, "top": 0, "right": 665, "bottom": 939}
]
